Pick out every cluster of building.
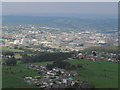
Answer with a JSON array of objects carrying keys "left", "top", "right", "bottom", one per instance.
[
  {"left": 72, "top": 52, "right": 120, "bottom": 63},
  {"left": 2, "top": 25, "right": 118, "bottom": 52},
  {"left": 24, "top": 64, "right": 93, "bottom": 88}
]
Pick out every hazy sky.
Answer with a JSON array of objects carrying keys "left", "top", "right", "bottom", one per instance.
[{"left": 2, "top": 2, "right": 118, "bottom": 17}]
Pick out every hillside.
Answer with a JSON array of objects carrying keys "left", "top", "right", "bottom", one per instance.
[
  {"left": 65, "top": 59, "right": 118, "bottom": 88},
  {"left": 3, "top": 16, "right": 117, "bottom": 33}
]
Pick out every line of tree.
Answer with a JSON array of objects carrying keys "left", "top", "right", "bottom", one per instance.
[
  {"left": 80, "top": 46, "right": 118, "bottom": 54},
  {"left": 5, "top": 57, "right": 17, "bottom": 66},
  {"left": 21, "top": 52, "right": 74, "bottom": 63},
  {"left": 46, "top": 60, "right": 83, "bottom": 70}
]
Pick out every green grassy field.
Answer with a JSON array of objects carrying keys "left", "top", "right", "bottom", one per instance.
[
  {"left": 2, "top": 60, "right": 118, "bottom": 88},
  {"left": 66, "top": 59, "right": 118, "bottom": 88},
  {"left": 2, "top": 48, "right": 24, "bottom": 53},
  {"left": 2, "top": 61, "right": 53, "bottom": 88},
  {"left": 2, "top": 64, "right": 39, "bottom": 88}
]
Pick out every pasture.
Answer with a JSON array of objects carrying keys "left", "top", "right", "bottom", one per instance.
[
  {"left": 2, "top": 48, "right": 24, "bottom": 53},
  {"left": 66, "top": 59, "right": 118, "bottom": 88},
  {"left": 2, "top": 59, "right": 118, "bottom": 88},
  {"left": 2, "top": 61, "right": 53, "bottom": 88},
  {"left": 2, "top": 64, "right": 39, "bottom": 88}
]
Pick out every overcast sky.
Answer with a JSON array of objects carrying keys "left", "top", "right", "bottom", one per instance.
[{"left": 2, "top": 2, "right": 118, "bottom": 17}]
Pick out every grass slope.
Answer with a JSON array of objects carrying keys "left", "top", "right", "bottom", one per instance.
[
  {"left": 2, "top": 61, "right": 53, "bottom": 88},
  {"left": 2, "top": 48, "right": 24, "bottom": 53},
  {"left": 2, "top": 64, "right": 39, "bottom": 88},
  {"left": 66, "top": 59, "right": 118, "bottom": 88},
  {"left": 2, "top": 60, "right": 118, "bottom": 88}
]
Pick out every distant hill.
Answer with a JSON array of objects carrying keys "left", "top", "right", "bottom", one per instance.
[{"left": 2, "top": 16, "right": 117, "bottom": 33}]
